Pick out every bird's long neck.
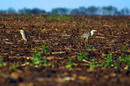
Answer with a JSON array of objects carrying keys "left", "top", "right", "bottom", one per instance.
[{"left": 90, "top": 31, "right": 94, "bottom": 36}]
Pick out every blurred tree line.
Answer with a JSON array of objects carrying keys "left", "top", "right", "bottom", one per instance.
[{"left": 0, "top": 6, "right": 130, "bottom": 15}]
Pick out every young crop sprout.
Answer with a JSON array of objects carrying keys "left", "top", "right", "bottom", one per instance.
[
  {"left": 89, "top": 60, "right": 98, "bottom": 69},
  {"left": 77, "top": 52, "right": 89, "bottom": 61},
  {"left": 66, "top": 58, "right": 74, "bottom": 68},
  {"left": 19, "top": 29, "right": 28, "bottom": 42}
]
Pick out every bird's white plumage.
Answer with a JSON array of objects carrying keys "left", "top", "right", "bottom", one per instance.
[
  {"left": 80, "top": 30, "right": 97, "bottom": 39},
  {"left": 19, "top": 29, "right": 28, "bottom": 41}
]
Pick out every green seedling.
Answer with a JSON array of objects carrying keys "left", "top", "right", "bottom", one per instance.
[
  {"left": 89, "top": 60, "right": 98, "bottom": 69},
  {"left": 61, "top": 16, "right": 73, "bottom": 20},
  {"left": 72, "top": 21, "right": 78, "bottom": 25},
  {"left": 0, "top": 58, "right": 6, "bottom": 66},
  {"left": 29, "top": 43, "right": 49, "bottom": 66},
  {"left": 40, "top": 16, "right": 45, "bottom": 19},
  {"left": 25, "top": 62, "right": 32, "bottom": 65},
  {"left": 101, "top": 53, "right": 106, "bottom": 57},
  {"left": 119, "top": 53, "right": 126, "bottom": 62},
  {"left": 114, "top": 20, "right": 118, "bottom": 24},
  {"left": 124, "top": 55, "right": 130, "bottom": 70},
  {"left": 101, "top": 53, "right": 113, "bottom": 68},
  {"left": 105, "top": 53, "right": 113, "bottom": 63},
  {"left": 88, "top": 44, "right": 93, "bottom": 49},
  {"left": 10, "top": 62, "right": 19, "bottom": 71},
  {"left": 43, "top": 59, "right": 48, "bottom": 67},
  {"left": 97, "top": 21, "right": 103, "bottom": 24},
  {"left": 66, "top": 58, "right": 74, "bottom": 68},
  {"left": 77, "top": 52, "right": 89, "bottom": 61},
  {"left": 48, "top": 15, "right": 60, "bottom": 20},
  {"left": 124, "top": 21, "right": 130, "bottom": 25},
  {"left": 80, "top": 23, "right": 85, "bottom": 27},
  {"left": 101, "top": 61, "right": 111, "bottom": 68},
  {"left": 112, "top": 60, "right": 120, "bottom": 69},
  {"left": 121, "top": 45, "right": 127, "bottom": 52},
  {"left": 87, "top": 44, "right": 94, "bottom": 50},
  {"left": 42, "top": 43, "right": 48, "bottom": 53},
  {"left": 59, "top": 20, "right": 63, "bottom": 24},
  {"left": 32, "top": 53, "right": 44, "bottom": 66}
]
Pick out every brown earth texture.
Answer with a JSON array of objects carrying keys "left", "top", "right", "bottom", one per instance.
[{"left": 0, "top": 14, "right": 130, "bottom": 86}]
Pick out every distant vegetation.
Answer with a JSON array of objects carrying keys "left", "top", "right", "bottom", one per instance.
[{"left": 0, "top": 6, "right": 130, "bottom": 15}]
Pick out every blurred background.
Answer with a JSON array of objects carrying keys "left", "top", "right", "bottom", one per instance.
[{"left": 0, "top": 0, "right": 130, "bottom": 15}]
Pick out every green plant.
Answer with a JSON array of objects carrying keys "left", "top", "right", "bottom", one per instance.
[
  {"left": 105, "top": 53, "right": 113, "bottom": 63},
  {"left": 87, "top": 44, "right": 95, "bottom": 50},
  {"left": 112, "top": 60, "right": 120, "bottom": 69},
  {"left": 119, "top": 53, "right": 126, "bottom": 62},
  {"left": 123, "top": 55, "right": 130, "bottom": 70},
  {"left": 42, "top": 43, "right": 48, "bottom": 53},
  {"left": 101, "top": 53, "right": 113, "bottom": 68},
  {"left": 89, "top": 60, "right": 98, "bottom": 69},
  {"left": 0, "top": 58, "right": 6, "bottom": 66},
  {"left": 72, "top": 21, "right": 78, "bottom": 25},
  {"left": 61, "top": 16, "right": 73, "bottom": 20},
  {"left": 40, "top": 16, "right": 45, "bottom": 19},
  {"left": 10, "top": 62, "right": 19, "bottom": 70},
  {"left": 66, "top": 58, "right": 74, "bottom": 68},
  {"left": 124, "top": 21, "right": 130, "bottom": 25},
  {"left": 101, "top": 61, "right": 111, "bottom": 68},
  {"left": 43, "top": 59, "right": 48, "bottom": 67},
  {"left": 77, "top": 52, "right": 89, "bottom": 61},
  {"left": 28, "top": 43, "right": 49, "bottom": 66},
  {"left": 31, "top": 53, "right": 46, "bottom": 66},
  {"left": 121, "top": 45, "right": 127, "bottom": 52},
  {"left": 25, "top": 62, "right": 32, "bottom": 65},
  {"left": 114, "top": 20, "right": 118, "bottom": 24},
  {"left": 48, "top": 15, "right": 60, "bottom": 20}
]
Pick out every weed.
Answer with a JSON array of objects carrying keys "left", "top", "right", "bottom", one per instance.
[
  {"left": 43, "top": 59, "right": 48, "bottom": 67},
  {"left": 32, "top": 53, "right": 42, "bottom": 65},
  {"left": 123, "top": 55, "right": 130, "bottom": 70},
  {"left": 66, "top": 58, "right": 74, "bottom": 68},
  {"left": 48, "top": 15, "right": 60, "bottom": 20},
  {"left": 42, "top": 43, "right": 48, "bottom": 53},
  {"left": 114, "top": 20, "right": 118, "bottom": 24},
  {"left": 59, "top": 21, "right": 63, "bottom": 24},
  {"left": 9, "top": 62, "right": 19, "bottom": 71},
  {"left": 0, "top": 58, "right": 6, "bottom": 66},
  {"left": 72, "top": 21, "right": 78, "bottom": 25},
  {"left": 97, "top": 21, "right": 103, "bottom": 24},
  {"left": 105, "top": 53, "right": 113, "bottom": 63},
  {"left": 87, "top": 44, "right": 96, "bottom": 50},
  {"left": 119, "top": 53, "right": 126, "bottom": 62},
  {"left": 101, "top": 53, "right": 113, "bottom": 68},
  {"left": 27, "top": 43, "right": 49, "bottom": 66},
  {"left": 25, "top": 62, "right": 32, "bottom": 65},
  {"left": 61, "top": 16, "right": 73, "bottom": 20},
  {"left": 112, "top": 60, "right": 120, "bottom": 69},
  {"left": 89, "top": 60, "right": 98, "bottom": 69},
  {"left": 124, "top": 21, "right": 130, "bottom": 25},
  {"left": 77, "top": 52, "right": 89, "bottom": 61},
  {"left": 101, "top": 61, "right": 111, "bottom": 68},
  {"left": 101, "top": 53, "right": 119, "bottom": 69},
  {"left": 121, "top": 45, "right": 127, "bottom": 52},
  {"left": 40, "top": 16, "right": 45, "bottom": 19}
]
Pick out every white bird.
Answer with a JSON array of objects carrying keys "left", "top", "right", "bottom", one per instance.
[
  {"left": 19, "top": 29, "right": 28, "bottom": 42},
  {"left": 80, "top": 30, "right": 97, "bottom": 40}
]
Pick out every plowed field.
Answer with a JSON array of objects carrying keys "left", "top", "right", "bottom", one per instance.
[{"left": 0, "top": 14, "right": 130, "bottom": 86}]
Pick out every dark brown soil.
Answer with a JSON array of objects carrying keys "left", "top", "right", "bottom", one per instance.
[{"left": 0, "top": 14, "right": 130, "bottom": 86}]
